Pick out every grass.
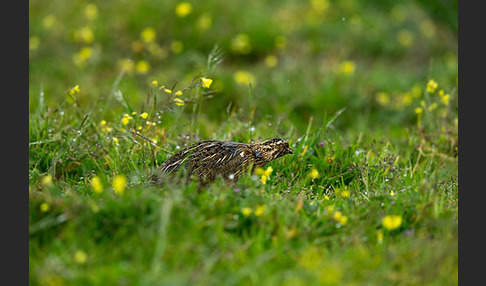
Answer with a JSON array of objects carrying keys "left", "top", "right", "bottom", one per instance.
[{"left": 29, "top": 0, "right": 457, "bottom": 285}]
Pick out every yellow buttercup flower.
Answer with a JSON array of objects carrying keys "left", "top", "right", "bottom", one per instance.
[
  {"left": 175, "top": 2, "right": 192, "bottom": 18},
  {"left": 151, "top": 80, "right": 158, "bottom": 87},
  {"left": 91, "top": 176, "right": 103, "bottom": 194},
  {"left": 397, "top": 29, "right": 413, "bottom": 47},
  {"left": 255, "top": 166, "right": 273, "bottom": 177},
  {"left": 339, "top": 60, "right": 356, "bottom": 76},
  {"left": 241, "top": 207, "right": 252, "bottom": 217},
  {"left": 376, "top": 230, "right": 383, "bottom": 244},
  {"left": 261, "top": 175, "right": 268, "bottom": 185},
  {"left": 173, "top": 98, "right": 185, "bottom": 106},
  {"left": 234, "top": 71, "right": 256, "bottom": 86},
  {"left": 112, "top": 175, "right": 127, "bottom": 195},
  {"left": 141, "top": 112, "right": 148, "bottom": 119},
  {"left": 231, "top": 33, "right": 251, "bottom": 54},
  {"left": 382, "top": 215, "right": 402, "bottom": 230},
  {"left": 141, "top": 27, "right": 156, "bottom": 43},
  {"left": 201, "top": 77, "right": 213, "bottom": 88},
  {"left": 29, "top": 36, "right": 40, "bottom": 50},
  {"left": 135, "top": 60, "right": 150, "bottom": 74},
  {"left": 174, "top": 90, "right": 182, "bottom": 96},
  {"left": 333, "top": 211, "right": 348, "bottom": 225},
  {"left": 40, "top": 202, "right": 50, "bottom": 212},
  {"left": 426, "top": 79, "right": 438, "bottom": 93},
  {"left": 74, "top": 250, "right": 88, "bottom": 264},
  {"left": 254, "top": 205, "right": 266, "bottom": 217},
  {"left": 74, "top": 26, "right": 95, "bottom": 44},
  {"left": 42, "top": 15, "right": 56, "bottom": 29},
  {"left": 265, "top": 55, "right": 278, "bottom": 68},
  {"left": 41, "top": 175, "right": 52, "bottom": 186},
  {"left": 307, "top": 169, "right": 319, "bottom": 179},
  {"left": 84, "top": 3, "right": 98, "bottom": 21},
  {"left": 171, "top": 41, "right": 184, "bottom": 53}
]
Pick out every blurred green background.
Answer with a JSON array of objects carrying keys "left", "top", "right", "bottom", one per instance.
[
  {"left": 29, "top": 0, "right": 457, "bottom": 140},
  {"left": 29, "top": 1, "right": 458, "bottom": 284}
]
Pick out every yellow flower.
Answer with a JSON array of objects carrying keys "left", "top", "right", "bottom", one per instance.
[
  {"left": 163, "top": 88, "right": 172, "bottom": 94},
  {"left": 254, "top": 205, "right": 266, "bottom": 216},
  {"left": 390, "top": 190, "right": 396, "bottom": 196},
  {"left": 234, "top": 71, "right": 256, "bottom": 86},
  {"left": 426, "top": 79, "right": 438, "bottom": 93},
  {"left": 382, "top": 215, "right": 402, "bottom": 230},
  {"left": 376, "top": 92, "right": 390, "bottom": 105},
  {"left": 275, "top": 35, "right": 287, "bottom": 50},
  {"left": 74, "top": 26, "right": 95, "bottom": 44},
  {"left": 121, "top": 117, "right": 130, "bottom": 125},
  {"left": 241, "top": 207, "right": 252, "bottom": 217},
  {"left": 175, "top": 2, "right": 192, "bottom": 18},
  {"left": 41, "top": 175, "right": 52, "bottom": 186},
  {"left": 112, "top": 137, "right": 119, "bottom": 144},
  {"left": 151, "top": 80, "right": 158, "bottom": 87},
  {"left": 73, "top": 47, "right": 93, "bottom": 67},
  {"left": 118, "top": 59, "right": 134, "bottom": 73},
  {"left": 91, "top": 176, "right": 103, "bottom": 194},
  {"left": 40, "top": 202, "right": 50, "bottom": 212},
  {"left": 174, "top": 90, "right": 182, "bottom": 96},
  {"left": 68, "top": 85, "right": 80, "bottom": 96},
  {"left": 326, "top": 205, "right": 335, "bottom": 214},
  {"left": 261, "top": 175, "right": 268, "bottom": 185},
  {"left": 376, "top": 230, "right": 383, "bottom": 244},
  {"left": 415, "top": 107, "right": 423, "bottom": 115},
  {"left": 74, "top": 250, "right": 88, "bottom": 264},
  {"left": 420, "top": 20, "right": 435, "bottom": 38},
  {"left": 141, "top": 112, "right": 149, "bottom": 119},
  {"left": 42, "top": 15, "right": 56, "bottom": 29},
  {"left": 441, "top": 94, "right": 450, "bottom": 105},
  {"left": 255, "top": 166, "right": 273, "bottom": 177},
  {"left": 112, "top": 175, "right": 127, "bottom": 195},
  {"left": 173, "top": 98, "right": 185, "bottom": 106},
  {"left": 84, "top": 3, "right": 98, "bottom": 21},
  {"left": 135, "top": 60, "right": 150, "bottom": 74},
  {"left": 231, "top": 33, "right": 251, "bottom": 54},
  {"left": 307, "top": 169, "right": 319, "bottom": 179},
  {"left": 339, "top": 60, "right": 356, "bottom": 76},
  {"left": 141, "top": 27, "right": 156, "bottom": 43},
  {"left": 339, "top": 190, "right": 350, "bottom": 198},
  {"left": 324, "top": 195, "right": 330, "bottom": 200},
  {"left": 79, "top": 47, "right": 92, "bottom": 60},
  {"left": 197, "top": 14, "right": 212, "bottom": 30},
  {"left": 29, "top": 36, "right": 40, "bottom": 50},
  {"left": 333, "top": 211, "right": 348, "bottom": 225},
  {"left": 171, "top": 41, "right": 184, "bottom": 53},
  {"left": 265, "top": 55, "right": 278, "bottom": 68},
  {"left": 201, "top": 77, "right": 213, "bottom": 88},
  {"left": 396, "top": 29, "right": 414, "bottom": 47}
]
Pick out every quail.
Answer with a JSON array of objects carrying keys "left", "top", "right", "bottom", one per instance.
[{"left": 152, "top": 138, "right": 293, "bottom": 185}]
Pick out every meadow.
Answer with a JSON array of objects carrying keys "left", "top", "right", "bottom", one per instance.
[{"left": 29, "top": 0, "right": 458, "bottom": 285}]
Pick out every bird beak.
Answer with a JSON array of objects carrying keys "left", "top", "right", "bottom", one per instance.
[{"left": 288, "top": 149, "right": 294, "bottom": 155}]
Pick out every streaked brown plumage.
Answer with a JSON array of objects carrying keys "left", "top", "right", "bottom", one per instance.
[{"left": 152, "top": 138, "right": 293, "bottom": 185}]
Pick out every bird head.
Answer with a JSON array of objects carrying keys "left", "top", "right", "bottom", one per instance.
[{"left": 251, "top": 138, "right": 293, "bottom": 166}]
